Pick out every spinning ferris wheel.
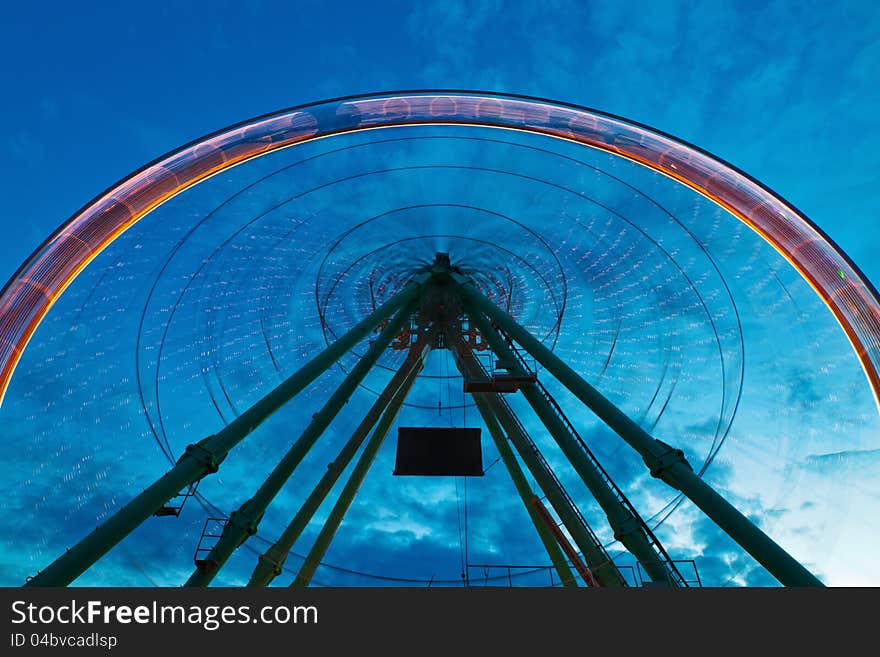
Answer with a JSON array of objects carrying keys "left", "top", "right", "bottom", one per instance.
[{"left": 2, "top": 92, "right": 879, "bottom": 587}]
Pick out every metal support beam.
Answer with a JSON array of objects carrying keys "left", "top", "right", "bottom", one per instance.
[
  {"left": 449, "top": 331, "right": 624, "bottom": 587},
  {"left": 530, "top": 497, "right": 598, "bottom": 587},
  {"left": 447, "top": 336, "right": 578, "bottom": 587},
  {"left": 290, "top": 350, "right": 420, "bottom": 588},
  {"left": 479, "top": 385, "right": 623, "bottom": 586},
  {"left": 454, "top": 275, "right": 823, "bottom": 587},
  {"left": 467, "top": 396, "right": 580, "bottom": 587},
  {"left": 471, "top": 311, "right": 684, "bottom": 586},
  {"left": 248, "top": 330, "right": 434, "bottom": 586},
  {"left": 24, "top": 281, "right": 423, "bottom": 587},
  {"left": 185, "top": 301, "right": 419, "bottom": 586}
]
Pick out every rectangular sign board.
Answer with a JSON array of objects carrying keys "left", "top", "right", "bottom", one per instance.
[{"left": 394, "top": 427, "right": 483, "bottom": 476}]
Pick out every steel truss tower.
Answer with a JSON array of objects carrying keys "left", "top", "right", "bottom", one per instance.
[{"left": 24, "top": 254, "right": 823, "bottom": 588}]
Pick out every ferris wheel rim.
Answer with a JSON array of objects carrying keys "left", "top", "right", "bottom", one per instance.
[{"left": 0, "top": 89, "right": 877, "bottom": 413}]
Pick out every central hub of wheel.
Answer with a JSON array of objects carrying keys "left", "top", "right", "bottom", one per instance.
[{"left": 417, "top": 252, "right": 465, "bottom": 329}]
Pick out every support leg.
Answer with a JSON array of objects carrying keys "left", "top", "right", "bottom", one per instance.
[
  {"left": 248, "top": 330, "right": 434, "bottom": 586},
  {"left": 448, "top": 342, "right": 578, "bottom": 586},
  {"left": 185, "top": 301, "right": 419, "bottom": 586},
  {"left": 455, "top": 277, "right": 823, "bottom": 587},
  {"left": 471, "top": 310, "right": 684, "bottom": 586},
  {"left": 449, "top": 331, "right": 624, "bottom": 587},
  {"left": 467, "top": 396, "right": 580, "bottom": 587},
  {"left": 24, "top": 283, "right": 422, "bottom": 587},
  {"left": 289, "top": 348, "right": 421, "bottom": 587}
]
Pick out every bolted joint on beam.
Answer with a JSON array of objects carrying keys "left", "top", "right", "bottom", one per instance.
[
  {"left": 178, "top": 437, "right": 226, "bottom": 474},
  {"left": 257, "top": 547, "right": 287, "bottom": 577},
  {"left": 643, "top": 439, "right": 693, "bottom": 487},
  {"left": 610, "top": 514, "right": 643, "bottom": 543},
  {"left": 228, "top": 502, "right": 263, "bottom": 540}
]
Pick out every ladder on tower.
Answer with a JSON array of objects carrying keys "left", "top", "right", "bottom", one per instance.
[
  {"left": 496, "top": 325, "right": 693, "bottom": 587},
  {"left": 192, "top": 516, "right": 230, "bottom": 568},
  {"left": 153, "top": 480, "right": 200, "bottom": 518}
]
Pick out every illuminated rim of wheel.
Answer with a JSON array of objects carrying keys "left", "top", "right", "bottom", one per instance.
[{"left": 1, "top": 90, "right": 878, "bottom": 412}]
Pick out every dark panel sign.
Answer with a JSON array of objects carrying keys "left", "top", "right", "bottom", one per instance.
[{"left": 394, "top": 427, "right": 483, "bottom": 476}]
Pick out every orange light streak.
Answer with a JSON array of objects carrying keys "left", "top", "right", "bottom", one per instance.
[{"left": 1, "top": 93, "right": 877, "bottom": 415}]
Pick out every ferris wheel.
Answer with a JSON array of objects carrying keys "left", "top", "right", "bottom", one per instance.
[{"left": 3, "top": 92, "right": 878, "bottom": 587}]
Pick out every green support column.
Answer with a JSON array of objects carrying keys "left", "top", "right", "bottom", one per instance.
[
  {"left": 24, "top": 281, "right": 423, "bottom": 588},
  {"left": 450, "top": 332, "right": 624, "bottom": 587},
  {"left": 248, "top": 330, "right": 434, "bottom": 586},
  {"left": 470, "top": 309, "right": 683, "bottom": 586},
  {"left": 446, "top": 335, "right": 578, "bottom": 587},
  {"left": 481, "top": 386, "right": 623, "bottom": 587},
  {"left": 454, "top": 275, "right": 823, "bottom": 587},
  {"left": 290, "top": 356, "right": 419, "bottom": 588},
  {"left": 185, "top": 301, "right": 419, "bottom": 586}
]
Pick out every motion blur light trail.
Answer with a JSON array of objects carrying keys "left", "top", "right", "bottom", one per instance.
[
  {"left": 2, "top": 92, "right": 878, "bottom": 410},
  {"left": 1, "top": 92, "right": 878, "bottom": 586}
]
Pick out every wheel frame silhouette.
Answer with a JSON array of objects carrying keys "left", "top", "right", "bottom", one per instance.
[
  {"left": 2, "top": 91, "right": 877, "bottom": 413},
  {"left": 4, "top": 91, "right": 876, "bottom": 588}
]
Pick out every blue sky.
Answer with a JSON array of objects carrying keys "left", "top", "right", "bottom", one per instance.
[
  {"left": 1, "top": 1, "right": 879, "bottom": 587},
  {"left": 1, "top": 1, "right": 878, "bottom": 285}
]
